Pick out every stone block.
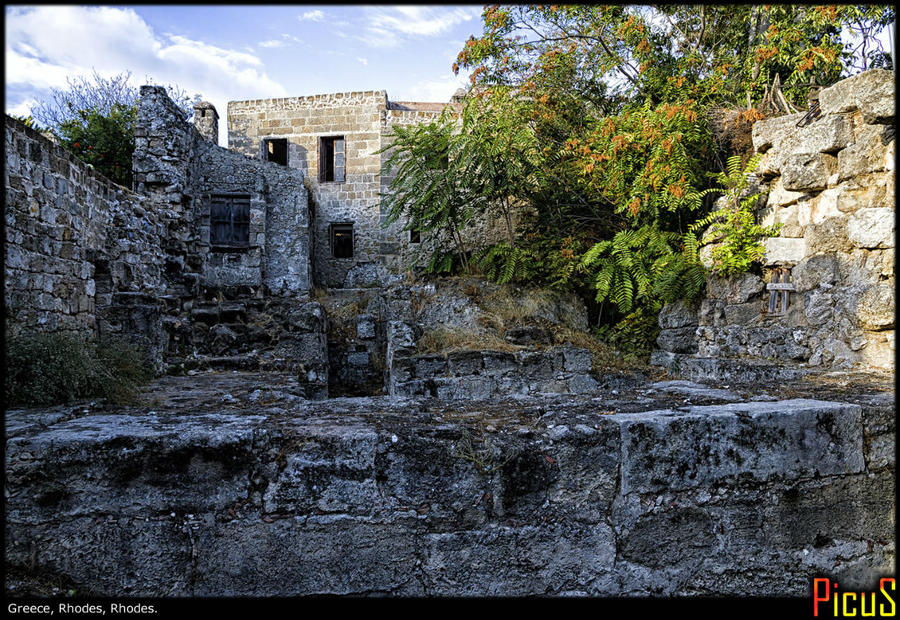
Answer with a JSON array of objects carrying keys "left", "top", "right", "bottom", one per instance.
[
  {"left": 805, "top": 188, "right": 843, "bottom": 225},
  {"left": 615, "top": 400, "right": 864, "bottom": 495},
  {"left": 765, "top": 176, "right": 805, "bottom": 208},
  {"left": 657, "top": 299, "right": 699, "bottom": 329},
  {"left": 847, "top": 208, "right": 894, "bottom": 249},
  {"left": 723, "top": 302, "right": 763, "bottom": 326},
  {"left": 568, "top": 374, "right": 598, "bottom": 394},
  {"left": 356, "top": 314, "right": 376, "bottom": 340},
  {"left": 804, "top": 217, "right": 851, "bottom": 255},
  {"left": 482, "top": 351, "right": 517, "bottom": 374},
  {"left": 762, "top": 237, "right": 807, "bottom": 266},
  {"left": 518, "top": 351, "right": 554, "bottom": 380},
  {"left": 791, "top": 254, "right": 839, "bottom": 293},
  {"left": 413, "top": 354, "right": 447, "bottom": 378},
  {"left": 751, "top": 113, "right": 805, "bottom": 153},
  {"left": 819, "top": 68, "right": 895, "bottom": 122},
  {"left": 387, "top": 321, "right": 417, "bottom": 350},
  {"left": 706, "top": 273, "right": 765, "bottom": 303},
  {"left": 447, "top": 350, "right": 484, "bottom": 376},
  {"left": 793, "top": 112, "right": 853, "bottom": 154},
  {"left": 655, "top": 327, "right": 698, "bottom": 354},
  {"left": 781, "top": 152, "right": 837, "bottom": 191},
  {"left": 432, "top": 376, "right": 495, "bottom": 400},
  {"left": 860, "top": 330, "right": 894, "bottom": 370},
  {"left": 561, "top": 346, "right": 593, "bottom": 373},
  {"left": 856, "top": 284, "right": 894, "bottom": 330},
  {"left": 837, "top": 123, "right": 893, "bottom": 181}
]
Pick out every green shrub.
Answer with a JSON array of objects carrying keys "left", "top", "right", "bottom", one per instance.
[{"left": 5, "top": 333, "right": 152, "bottom": 407}]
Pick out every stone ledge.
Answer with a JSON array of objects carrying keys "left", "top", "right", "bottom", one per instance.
[{"left": 5, "top": 370, "right": 891, "bottom": 596}]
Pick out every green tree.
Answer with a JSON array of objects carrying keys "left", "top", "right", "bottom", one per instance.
[
  {"left": 380, "top": 110, "right": 476, "bottom": 272},
  {"left": 58, "top": 103, "right": 137, "bottom": 187},
  {"left": 30, "top": 70, "right": 198, "bottom": 188}
]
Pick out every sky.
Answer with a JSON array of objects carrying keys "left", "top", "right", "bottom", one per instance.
[{"left": 5, "top": 4, "right": 485, "bottom": 146}]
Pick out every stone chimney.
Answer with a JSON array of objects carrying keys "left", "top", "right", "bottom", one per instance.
[{"left": 193, "top": 101, "right": 219, "bottom": 144}]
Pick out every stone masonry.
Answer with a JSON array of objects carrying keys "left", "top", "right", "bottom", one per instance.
[
  {"left": 654, "top": 69, "right": 895, "bottom": 373},
  {"left": 227, "top": 92, "right": 464, "bottom": 287},
  {"left": 4, "top": 370, "right": 893, "bottom": 596}
]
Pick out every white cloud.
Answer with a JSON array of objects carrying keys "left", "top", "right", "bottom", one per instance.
[
  {"left": 258, "top": 34, "right": 301, "bottom": 49},
  {"left": 357, "top": 6, "right": 480, "bottom": 48},
  {"left": 401, "top": 72, "right": 470, "bottom": 103},
  {"left": 5, "top": 5, "right": 288, "bottom": 146},
  {"left": 299, "top": 10, "right": 325, "bottom": 22},
  {"left": 6, "top": 98, "right": 39, "bottom": 118},
  {"left": 356, "top": 57, "right": 368, "bottom": 66}
]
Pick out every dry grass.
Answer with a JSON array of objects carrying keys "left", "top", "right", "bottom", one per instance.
[
  {"left": 417, "top": 326, "right": 521, "bottom": 354},
  {"left": 480, "top": 286, "right": 556, "bottom": 328},
  {"left": 324, "top": 297, "right": 368, "bottom": 339},
  {"left": 551, "top": 326, "right": 640, "bottom": 371}
]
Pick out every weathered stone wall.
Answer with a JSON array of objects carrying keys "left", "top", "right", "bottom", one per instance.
[
  {"left": 228, "top": 91, "right": 388, "bottom": 287},
  {"left": 655, "top": 69, "right": 894, "bottom": 373},
  {"left": 387, "top": 321, "right": 598, "bottom": 399},
  {"left": 5, "top": 373, "right": 893, "bottom": 596},
  {"left": 135, "top": 86, "right": 312, "bottom": 297},
  {"left": 228, "top": 91, "right": 515, "bottom": 287},
  {"left": 5, "top": 115, "right": 170, "bottom": 363}
]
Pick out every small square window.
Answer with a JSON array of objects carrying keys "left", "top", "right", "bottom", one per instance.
[
  {"left": 318, "top": 136, "right": 345, "bottom": 183},
  {"left": 210, "top": 194, "right": 251, "bottom": 249},
  {"left": 265, "top": 138, "right": 287, "bottom": 166},
  {"left": 331, "top": 223, "right": 353, "bottom": 258}
]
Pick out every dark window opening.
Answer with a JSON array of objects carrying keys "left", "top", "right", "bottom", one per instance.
[
  {"left": 210, "top": 194, "right": 251, "bottom": 249},
  {"left": 331, "top": 223, "right": 354, "bottom": 258},
  {"left": 318, "top": 136, "right": 345, "bottom": 183},
  {"left": 265, "top": 138, "right": 288, "bottom": 166},
  {"left": 200, "top": 109, "right": 206, "bottom": 118},
  {"left": 409, "top": 228, "right": 421, "bottom": 244}
]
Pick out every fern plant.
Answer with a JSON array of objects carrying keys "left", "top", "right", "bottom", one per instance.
[
  {"left": 687, "top": 154, "right": 782, "bottom": 277},
  {"left": 580, "top": 224, "right": 706, "bottom": 314}
]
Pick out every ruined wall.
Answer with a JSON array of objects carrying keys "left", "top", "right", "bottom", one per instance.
[
  {"left": 655, "top": 69, "right": 894, "bottom": 373},
  {"left": 228, "top": 92, "right": 387, "bottom": 288},
  {"left": 228, "top": 91, "right": 514, "bottom": 288},
  {"left": 135, "top": 86, "right": 312, "bottom": 297},
  {"left": 4, "top": 115, "right": 170, "bottom": 361},
  {"left": 5, "top": 376, "right": 893, "bottom": 596},
  {"left": 387, "top": 321, "right": 598, "bottom": 399}
]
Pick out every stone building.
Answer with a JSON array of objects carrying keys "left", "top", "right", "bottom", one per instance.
[
  {"left": 4, "top": 85, "right": 474, "bottom": 397},
  {"left": 227, "top": 91, "right": 463, "bottom": 287}
]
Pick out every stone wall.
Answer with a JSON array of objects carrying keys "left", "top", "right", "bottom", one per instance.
[
  {"left": 4, "top": 115, "right": 171, "bottom": 363},
  {"left": 6, "top": 86, "right": 321, "bottom": 374},
  {"left": 387, "top": 321, "right": 598, "bottom": 399},
  {"left": 655, "top": 69, "right": 894, "bottom": 373},
  {"left": 228, "top": 91, "right": 390, "bottom": 287},
  {"left": 227, "top": 90, "right": 513, "bottom": 288},
  {"left": 135, "top": 85, "right": 312, "bottom": 297},
  {"left": 5, "top": 373, "right": 893, "bottom": 596}
]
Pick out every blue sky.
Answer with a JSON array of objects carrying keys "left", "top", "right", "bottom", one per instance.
[{"left": 5, "top": 5, "right": 485, "bottom": 145}]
